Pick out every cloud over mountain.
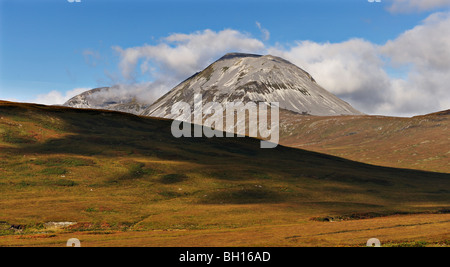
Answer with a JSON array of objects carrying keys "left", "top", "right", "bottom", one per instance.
[
  {"left": 31, "top": 87, "right": 91, "bottom": 106},
  {"left": 268, "top": 12, "right": 450, "bottom": 116},
  {"left": 113, "top": 29, "right": 265, "bottom": 81},
  {"left": 40, "top": 12, "right": 450, "bottom": 117}
]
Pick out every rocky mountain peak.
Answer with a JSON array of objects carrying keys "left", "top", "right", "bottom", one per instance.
[
  {"left": 142, "top": 53, "right": 363, "bottom": 118},
  {"left": 64, "top": 53, "right": 362, "bottom": 118}
]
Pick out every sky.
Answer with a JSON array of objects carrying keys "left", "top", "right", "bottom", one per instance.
[{"left": 0, "top": 0, "right": 450, "bottom": 117}]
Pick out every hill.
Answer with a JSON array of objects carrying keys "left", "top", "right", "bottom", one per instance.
[
  {"left": 0, "top": 101, "right": 449, "bottom": 246},
  {"left": 279, "top": 110, "right": 450, "bottom": 173}
]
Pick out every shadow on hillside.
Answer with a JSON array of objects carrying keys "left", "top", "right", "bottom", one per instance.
[{"left": 1, "top": 102, "right": 450, "bottom": 207}]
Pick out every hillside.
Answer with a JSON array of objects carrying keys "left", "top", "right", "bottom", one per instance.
[
  {"left": 0, "top": 101, "right": 449, "bottom": 246},
  {"left": 279, "top": 110, "right": 450, "bottom": 173}
]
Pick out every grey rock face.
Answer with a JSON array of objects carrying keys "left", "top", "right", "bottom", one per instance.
[
  {"left": 65, "top": 53, "right": 362, "bottom": 118},
  {"left": 142, "top": 53, "right": 363, "bottom": 118}
]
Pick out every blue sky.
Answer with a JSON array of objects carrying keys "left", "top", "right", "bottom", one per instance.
[{"left": 1, "top": 0, "right": 450, "bottom": 116}]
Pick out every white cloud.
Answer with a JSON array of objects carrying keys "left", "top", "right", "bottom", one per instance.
[
  {"left": 88, "top": 81, "right": 171, "bottom": 106},
  {"left": 26, "top": 30, "right": 265, "bottom": 108},
  {"left": 379, "top": 11, "right": 450, "bottom": 115},
  {"left": 388, "top": 0, "right": 450, "bottom": 13},
  {"left": 113, "top": 29, "right": 265, "bottom": 81},
  {"left": 49, "top": 14, "right": 449, "bottom": 117},
  {"left": 108, "top": 29, "right": 265, "bottom": 105},
  {"left": 382, "top": 12, "right": 450, "bottom": 70},
  {"left": 31, "top": 87, "right": 91, "bottom": 105},
  {"left": 265, "top": 12, "right": 450, "bottom": 116},
  {"left": 268, "top": 39, "right": 392, "bottom": 114},
  {"left": 256, "top": 21, "right": 270, "bottom": 41}
]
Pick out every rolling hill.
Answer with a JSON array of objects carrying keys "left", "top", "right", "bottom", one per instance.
[
  {"left": 279, "top": 110, "right": 450, "bottom": 173},
  {"left": 0, "top": 101, "right": 449, "bottom": 246}
]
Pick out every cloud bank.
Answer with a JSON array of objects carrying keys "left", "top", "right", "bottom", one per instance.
[
  {"left": 268, "top": 12, "right": 450, "bottom": 116},
  {"left": 267, "top": 39, "right": 392, "bottom": 114},
  {"left": 113, "top": 29, "right": 265, "bottom": 81},
  {"left": 31, "top": 87, "right": 91, "bottom": 105},
  {"left": 379, "top": 12, "right": 450, "bottom": 115},
  {"left": 42, "top": 12, "right": 450, "bottom": 117}
]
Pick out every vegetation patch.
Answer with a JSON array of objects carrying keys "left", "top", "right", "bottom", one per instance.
[
  {"left": 15, "top": 180, "right": 37, "bottom": 188},
  {"left": 112, "top": 161, "right": 155, "bottom": 182},
  {"left": 126, "top": 162, "right": 148, "bottom": 178},
  {"left": 0, "top": 222, "right": 15, "bottom": 236},
  {"left": 201, "top": 186, "right": 285, "bottom": 204},
  {"left": 158, "top": 190, "right": 190, "bottom": 199},
  {"left": 210, "top": 170, "right": 272, "bottom": 181},
  {"left": 310, "top": 210, "right": 450, "bottom": 222},
  {"left": 245, "top": 170, "right": 272, "bottom": 180},
  {"left": 211, "top": 171, "right": 241, "bottom": 181},
  {"left": 40, "top": 167, "right": 67, "bottom": 176},
  {"left": 384, "top": 241, "right": 429, "bottom": 247},
  {"left": 53, "top": 179, "right": 78, "bottom": 187},
  {"left": 32, "top": 157, "right": 95, "bottom": 167},
  {"left": 159, "top": 174, "right": 188, "bottom": 184},
  {"left": 85, "top": 207, "right": 98, "bottom": 213},
  {"left": 318, "top": 173, "right": 393, "bottom": 186},
  {"left": 2, "top": 129, "right": 37, "bottom": 144}
]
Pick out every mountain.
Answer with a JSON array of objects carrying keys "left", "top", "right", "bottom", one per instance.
[
  {"left": 142, "top": 53, "right": 363, "bottom": 118},
  {"left": 63, "top": 87, "right": 149, "bottom": 115},
  {"left": 65, "top": 53, "right": 362, "bottom": 118}
]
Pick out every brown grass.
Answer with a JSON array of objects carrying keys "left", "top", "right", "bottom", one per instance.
[
  {"left": 279, "top": 110, "right": 450, "bottom": 173},
  {"left": 0, "top": 101, "right": 449, "bottom": 247},
  {"left": 1, "top": 214, "right": 449, "bottom": 247}
]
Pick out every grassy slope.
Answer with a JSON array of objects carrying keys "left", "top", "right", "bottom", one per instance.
[
  {"left": 280, "top": 110, "right": 450, "bottom": 173},
  {"left": 0, "top": 101, "right": 449, "bottom": 246}
]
